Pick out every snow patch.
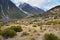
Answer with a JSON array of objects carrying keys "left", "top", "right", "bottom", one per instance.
[{"left": 20, "top": 8, "right": 28, "bottom": 15}]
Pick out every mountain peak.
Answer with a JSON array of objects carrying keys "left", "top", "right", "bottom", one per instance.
[
  {"left": 19, "top": 3, "right": 44, "bottom": 15},
  {"left": 19, "top": 3, "right": 32, "bottom": 8}
]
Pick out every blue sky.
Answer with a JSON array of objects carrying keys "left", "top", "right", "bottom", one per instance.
[{"left": 11, "top": 0, "right": 60, "bottom": 11}]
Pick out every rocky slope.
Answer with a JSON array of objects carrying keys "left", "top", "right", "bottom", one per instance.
[
  {"left": 28, "top": 5, "right": 60, "bottom": 19},
  {"left": 19, "top": 3, "right": 44, "bottom": 15},
  {"left": 42, "top": 5, "right": 60, "bottom": 18},
  {"left": 0, "top": 0, "right": 27, "bottom": 22}
]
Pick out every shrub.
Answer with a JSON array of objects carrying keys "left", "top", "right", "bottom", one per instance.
[
  {"left": 2, "top": 29, "right": 17, "bottom": 38},
  {"left": 45, "top": 21, "right": 60, "bottom": 25},
  {"left": 46, "top": 22, "right": 51, "bottom": 25},
  {"left": 33, "top": 20, "right": 37, "bottom": 22},
  {"left": 44, "top": 33, "right": 59, "bottom": 40},
  {"left": 54, "top": 16, "right": 57, "bottom": 19},
  {"left": 29, "top": 22, "right": 33, "bottom": 24},
  {"left": 10, "top": 26, "right": 23, "bottom": 32},
  {"left": 31, "top": 38, "right": 35, "bottom": 40},
  {"left": 40, "top": 26, "right": 42, "bottom": 30},
  {"left": 37, "top": 23, "right": 42, "bottom": 26},
  {"left": 24, "top": 23, "right": 28, "bottom": 26},
  {"left": 33, "top": 30, "right": 37, "bottom": 33},
  {"left": 0, "top": 24, "right": 4, "bottom": 26},
  {"left": 58, "top": 21, "right": 60, "bottom": 24},
  {"left": 21, "top": 32, "right": 29, "bottom": 36},
  {"left": 33, "top": 24, "right": 37, "bottom": 27},
  {"left": 0, "top": 30, "right": 2, "bottom": 35}
]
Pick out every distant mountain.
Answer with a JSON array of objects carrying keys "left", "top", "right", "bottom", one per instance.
[
  {"left": 27, "top": 5, "right": 60, "bottom": 18},
  {"left": 19, "top": 3, "right": 44, "bottom": 15},
  {"left": 0, "top": 0, "right": 27, "bottom": 22}
]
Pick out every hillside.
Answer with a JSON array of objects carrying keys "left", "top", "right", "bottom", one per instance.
[
  {"left": 0, "top": 0, "right": 27, "bottom": 22},
  {"left": 27, "top": 5, "right": 60, "bottom": 19},
  {"left": 19, "top": 3, "right": 44, "bottom": 15},
  {"left": 42, "top": 5, "right": 60, "bottom": 18}
]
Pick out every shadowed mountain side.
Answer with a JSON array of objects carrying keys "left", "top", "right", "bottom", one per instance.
[
  {"left": 19, "top": 3, "right": 45, "bottom": 15},
  {"left": 0, "top": 0, "right": 27, "bottom": 22}
]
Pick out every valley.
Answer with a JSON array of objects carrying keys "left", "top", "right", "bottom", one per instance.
[
  {"left": 0, "top": 0, "right": 60, "bottom": 40},
  {"left": 0, "top": 17, "right": 60, "bottom": 40}
]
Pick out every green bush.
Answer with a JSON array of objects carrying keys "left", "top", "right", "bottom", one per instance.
[
  {"left": 2, "top": 29, "right": 17, "bottom": 38},
  {"left": 0, "top": 30, "right": 2, "bottom": 35},
  {"left": 33, "top": 24, "right": 37, "bottom": 27},
  {"left": 0, "top": 24, "right": 4, "bottom": 26},
  {"left": 33, "top": 20, "right": 37, "bottom": 22},
  {"left": 45, "top": 21, "right": 60, "bottom": 25},
  {"left": 57, "top": 21, "right": 60, "bottom": 24},
  {"left": 45, "top": 22, "right": 51, "bottom": 25},
  {"left": 37, "top": 23, "right": 42, "bottom": 26},
  {"left": 10, "top": 26, "right": 23, "bottom": 32},
  {"left": 21, "top": 32, "right": 29, "bottom": 36},
  {"left": 31, "top": 38, "right": 35, "bottom": 40},
  {"left": 44, "top": 33, "right": 59, "bottom": 40}
]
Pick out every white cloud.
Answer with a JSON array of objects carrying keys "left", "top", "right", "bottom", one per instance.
[
  {"left": 11, "top": 0, "right": 53, "bottom": 7},
  {"left": 11, "top": 0, "right": 28, "bottom": 6},
  {"left": 27, "top": 0, "right": 45, "bottom": 7},
  {"left": 47, "top": 0, "right": 52, "bottom": 2},
  {"left": 11, "top": 0, "right": 52, "bottom": 7},
  {"left": 11, "top": 0, "right": 46, "bottom": 7},
  {"left": 11, "top": 0, "right": 60, "bottom": 10},
  {"left": 11, "top": 0, "right": 28, "bottom": 3}
]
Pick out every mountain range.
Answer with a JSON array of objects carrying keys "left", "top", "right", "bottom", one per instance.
[
  {"left": 0, "top": 0, "right": 60, "bottom": 23},
  {"left": 19, "top": 3, "right": 44, "bottom": 15},
  {"left": 28, "top": 5, "right": 60, "bottom": 19},
  {"left": 0, "top": 0, "right": 45, "bottom": 22}
]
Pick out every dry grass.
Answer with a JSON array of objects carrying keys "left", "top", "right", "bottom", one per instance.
[{"left": 0, "top": 18, "right": 60, "bottom": 40}]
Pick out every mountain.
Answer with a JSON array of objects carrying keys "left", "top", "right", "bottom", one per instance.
[
  {"left": 27, "top": 5, "right": 60, "bottom": 18},
  {"left": 47, "top": 5, "right": 60, "bottom": 14},
  {"left": 19, "top": 3, "right": 44, "bottom": 15},
  {"left": 0, "top": 0, "right": 27, "bottom": 22},
  {"left": 42, "top": 5, "right": 60, "bottom": 18}
]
